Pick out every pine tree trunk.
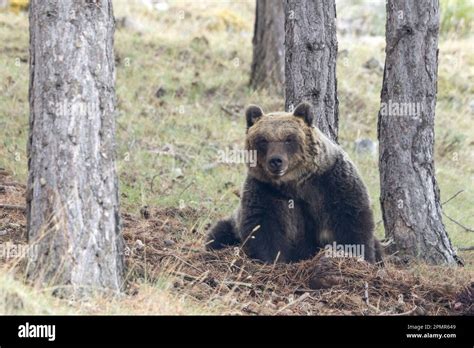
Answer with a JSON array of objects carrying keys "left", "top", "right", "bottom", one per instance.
[
  {"left": 284, "top": 0, "right": 339, "bottom": 142},
  {"left": 378, "top": 0, "right": 460, "bottom": 265},
  {"left": 249, "top": 0, "right": 285, "bottom": 95},
  {"left": 27, "top": 0, "right": 124, "bottom": 294}
]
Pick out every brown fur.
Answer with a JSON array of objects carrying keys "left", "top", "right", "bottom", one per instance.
[{"left": 207, "top": 103, "right": 383, "bottom": 264}]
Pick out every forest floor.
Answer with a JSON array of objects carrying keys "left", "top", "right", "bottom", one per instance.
[{"left": 0, "top": 0, "right": 473, "bottom": 315}]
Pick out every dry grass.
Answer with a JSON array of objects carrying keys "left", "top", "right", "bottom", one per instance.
[
  {"left": 2, "top": 172, "right": 472, "bottom": 315},
  {"left": 122, "top": 206, "right": 474, "bottom": 316}
]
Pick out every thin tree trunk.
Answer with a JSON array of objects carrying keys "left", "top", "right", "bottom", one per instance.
[
  {"left": 378, "top": 0, "right": 460, "bottom": 265},
  {"left": 284, "top": 0, "right": 339, "bottom": 142},
  {"left": 27, "top": 0, "right": 124, "bottom": 294},
  {"left": 249, "top": 0, "right": 285, "bottom": 95}
]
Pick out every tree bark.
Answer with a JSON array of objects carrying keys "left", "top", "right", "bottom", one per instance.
[
  {"left": 27, "top": 0, "right": 124, "bottom": 294},
  {"left": 378, "top": 0, "right": 460, "bottom": 265},
  {"left": 284, "top": 0, "right": 339, "bottom": 142},
  {"left": 249, "top": 0, "right": 285, "bottom": 96}
]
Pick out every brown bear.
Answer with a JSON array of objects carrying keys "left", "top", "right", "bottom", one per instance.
[{"left": 206, "top": 102, "right": 382, "bottom": 263}]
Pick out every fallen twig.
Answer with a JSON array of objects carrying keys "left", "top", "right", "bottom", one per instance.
[
  {"left": 381, "top": 306, "right": 418, "bottom": 316},
  {"left": 220, "top": 105, "right": 239, "bottom": 118},
  {"left": 442, "top": 190, "right": 464, "bottom": 206},
  {"left": 170, "top": 271, "right": 198, "bottom": 282},
  {"left": 275, "top": 292, "right": 311, "bottom": 314},
  {"left": 0, "top": 204, "right": 26, "bottom": 212},
  {"left": 0, "top": 182, "right": 26, "bottom": 188},
  {"left": 443, "top": 212, "right": 474, "bottom": 232},
  {"left": 221, "top": 280, "right": 253, "bottom": 288}
]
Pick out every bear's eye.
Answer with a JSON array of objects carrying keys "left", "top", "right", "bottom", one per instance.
[
  {"left": 284, "top": 137, "right": 294, "bottom": 145},
  {"left": 256, "top": 138, "right": 268, "bottom": 147}
]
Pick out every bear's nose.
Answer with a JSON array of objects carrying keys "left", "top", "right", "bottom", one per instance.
[{"left": 268, "top": 156, "right": 283, "bottom": 171}]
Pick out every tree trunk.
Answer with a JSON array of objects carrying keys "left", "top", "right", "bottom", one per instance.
[
  {"left": 27, "top": 0, "right": 124, "bottom": 294},
  {"left": 284, "top": 0, "right": 339, "bottom": 142},
  {"left": 249, "top": 0, "right": 285, "bottom": 95},
  {"left": 378, "top": 0, "right": 460, "bottom": 265}
]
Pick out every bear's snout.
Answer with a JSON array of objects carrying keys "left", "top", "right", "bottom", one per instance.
[{"left": 267, "top": 155, "right": 288, "bottom": 176}]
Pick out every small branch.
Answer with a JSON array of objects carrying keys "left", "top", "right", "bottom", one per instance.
[
  {"left": 443, "top": 212, "right": 474, "bottom": 232},
  {"left": 459, "top": 246, "right": 474, "bottom": 251},
  {"left": 169, "top": 271, "right": 198, "bottom": 282},
  {"left": 442, "top": 190, "right": 464, "bottom": 206},
  {"left": 380, "top": 306, "right": 418, "bottom": 316},
  {"left": 221, "top": 280, "right": 253, "bottom": 288},
  {"left": 1, "top": 182, "right": 26, "bottom": 188},
  {"left": 177, "top": 182, "right": 194, "bottom": 199},
  {"left": 220, "top": 105, "right": 239, "bottom": 118},
  {"left": 170, "top": 271, "right": 253, "bottom": 289},
  {"left": 0, "top": 204, "right": 26, "bottom": 212},
  {"left": 275, "top": 292, "right": 311, "bottom": 315},
  {"left": 396, "top": 306, "right": 419, "bottom": 316},
  {"left": 178, "top": 246, "right": 203, "bottom": 254},
  {"left": 363, "top": 281, "right": 380, "bottom": 313}
]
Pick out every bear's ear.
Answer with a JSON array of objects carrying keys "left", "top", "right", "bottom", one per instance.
[
  {"left": 245, "top": 105, "right": 264, "bottom": 129},
  {"left": 293, "top": 102, "right": 314, "bottom": 126}
]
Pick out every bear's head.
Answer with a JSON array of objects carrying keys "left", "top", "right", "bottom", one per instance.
[{"left": 245, "top": 102, "right": 320, "bottom": 184}]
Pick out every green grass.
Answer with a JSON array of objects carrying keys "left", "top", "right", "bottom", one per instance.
[
  {"left": 440, "top": 0, "right": 474, "bottom": 37},
  {"left": 0, "top": 0, "right": 472, "bottom": 247},
  {"left": 0, "top": 11, "right": 29, "bottom": 180},
  {"left": 336, "top": 0, "right": 474, "bottom": 38}
]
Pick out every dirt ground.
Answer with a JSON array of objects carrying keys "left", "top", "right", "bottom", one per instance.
[{"left": 1, "top": 171, "right": 472, "bottom": 315}]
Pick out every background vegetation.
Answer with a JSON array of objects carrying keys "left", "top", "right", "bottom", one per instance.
[{"left": 0, "top": 0, "right": 472, "bottom": 314}]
